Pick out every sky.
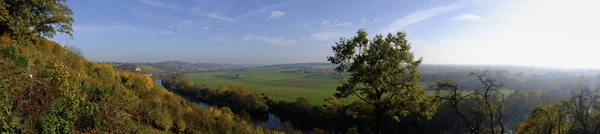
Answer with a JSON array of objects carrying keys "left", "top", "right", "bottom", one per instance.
[{"left": 51, "top": 0, "right": 600, "bottom": 69}]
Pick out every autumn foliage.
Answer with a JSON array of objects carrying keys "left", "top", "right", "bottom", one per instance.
[{"left": 0, "top": 27, "right": 280, "bottom": 134}]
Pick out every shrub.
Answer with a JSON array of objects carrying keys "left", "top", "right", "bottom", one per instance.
[{"left": 0, "top": 45, "right": 28, "bottom": 67}]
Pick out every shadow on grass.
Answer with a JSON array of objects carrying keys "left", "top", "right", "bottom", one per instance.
[{"left": 212, "top": 75, "right": 245, "bottom": 80}]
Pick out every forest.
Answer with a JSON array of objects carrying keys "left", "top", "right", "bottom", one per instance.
[{"left": 2, "top": 0, "right": 600, "bottom": 134}]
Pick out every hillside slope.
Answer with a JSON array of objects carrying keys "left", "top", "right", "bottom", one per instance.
[{"left": 0, "top": 36, "right": 280, "bottom": 133}]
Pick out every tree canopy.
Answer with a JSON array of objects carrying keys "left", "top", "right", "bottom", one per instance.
[
  {"left": 0, "top": 0, "right": 74, "bottom": 40},
  {"left": 327, "top": 29, "right": 437, "bottom": 133}
]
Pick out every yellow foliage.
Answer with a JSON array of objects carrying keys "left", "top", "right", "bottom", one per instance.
[
  {"left": 215, "top": 85, "right": 227, "bottom": 93},
  {"left": 230, "top": 84, "right": 248, "bottom": 95},
  {"left": 0, "top": 34, "right": 277, "bottom": 133}
]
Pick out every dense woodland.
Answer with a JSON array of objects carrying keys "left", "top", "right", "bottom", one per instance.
[{"left": 3, "top": 0, "right": 600, "bottom": 134}]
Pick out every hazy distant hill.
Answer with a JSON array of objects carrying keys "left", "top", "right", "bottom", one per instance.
[
  {"left": 217, "top": 62, "right": 600, "bottom": 92},
  {"left": 152, "top": 61, "right": 261, "bottom": 73}
]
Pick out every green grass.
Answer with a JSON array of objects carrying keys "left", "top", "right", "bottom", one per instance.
[
  {"left": 138, "top": 64, "right": 166, "bottom": 74},
  {"left": 185, "top": 66, "right": 347, "bottom": 104},
  {"left": 185, "top": 65, "right": 514, "bottom": 104}
]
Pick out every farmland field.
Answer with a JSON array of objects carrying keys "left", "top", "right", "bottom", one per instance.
[
  {"left": 184, "top": 63, "right": 348, "bottom": 104},
  {"left": 138, "top": 64, "right": 166, "bottom": 74},
  {"left": 184, "top": 63, "right": 515, "bottom": 104}
]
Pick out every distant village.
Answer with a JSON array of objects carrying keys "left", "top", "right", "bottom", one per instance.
[
  {"left": 108, "top": 63, "right": 153, "bottom": 76},
  {"left": 152, "top": 61, "right": 236, "bottom": 72},
  {"left": 103, "top": 61, "right": 339, "bottom": 81},
  {"left": 104, "top": 61, "right": 250, "bottom": 79}
]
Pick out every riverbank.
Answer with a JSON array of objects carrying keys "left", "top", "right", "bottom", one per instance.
[{"left": 154, "top": 79, "right": 282, "bottom": 129}]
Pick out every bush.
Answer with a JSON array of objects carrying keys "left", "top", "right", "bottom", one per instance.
[
  {"left": 0, "top": 45, "right": 28, "bottom": 67},
  {"left": 0, "top": 90, "right": 26, "bottom": 133}
]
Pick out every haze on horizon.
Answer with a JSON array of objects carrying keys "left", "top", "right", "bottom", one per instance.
[{"left": 51, "top": 0, "right": 600, "bottom": 69}]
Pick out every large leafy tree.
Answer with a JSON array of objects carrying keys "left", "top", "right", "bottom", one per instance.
[
  {"left": 327, "top": 29, "right": 437, "bottom": 133},
  {"left": 0, "top": 0, "right": 74, "bottom": 40}
]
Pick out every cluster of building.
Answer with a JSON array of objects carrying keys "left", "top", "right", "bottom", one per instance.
[
  {"left": 112, "top": 63, "right": 153, "bottom": 76},
  {"left": 154, "top": 62, "right": 235, "bottom": 73}
]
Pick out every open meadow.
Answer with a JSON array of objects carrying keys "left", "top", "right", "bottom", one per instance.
[
  {"left": 185, "top": 63, "right": 349, "bottom": 104},
  {"left": 184, "top": 63, "right": 515, "bottom": 104}
]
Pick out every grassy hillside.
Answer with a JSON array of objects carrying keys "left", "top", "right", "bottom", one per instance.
[
  {"left": 0, "top": 36, "right": 281, "bottom": 133},
  {"left": 138, "top": 64, "right": 167, "bottom": 74},
  {"left": 185, "top": 64, "right": 356, "bottom": 104}
]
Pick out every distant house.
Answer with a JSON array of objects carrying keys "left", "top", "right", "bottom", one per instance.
[{"left": 135, "top": 66, "right": 142, "bottom": 72}]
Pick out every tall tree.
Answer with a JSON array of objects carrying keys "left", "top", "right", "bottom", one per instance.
[
  {"left": 327, "top": 29, "right": 437, "bottom": 133},
  {"left": 566, "top": 87, "right": 600, "bottom": 133},
  {"left": 435, "top": 70, "right": 507, "bottom": 134},
  {"left": 0, "top": 0, "right": 74, "bottom": 40},
  {"left": 517, "top": 100, "right": 569, "bottom": 134}
]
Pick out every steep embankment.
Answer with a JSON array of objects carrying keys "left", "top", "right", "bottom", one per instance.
[{"left": 0, "top": 35, "right": 281, "bottom": 133}]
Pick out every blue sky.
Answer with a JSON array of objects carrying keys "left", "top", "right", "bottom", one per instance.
[{"left": 52, "top": 0, "right": 600, "bottom": 68}]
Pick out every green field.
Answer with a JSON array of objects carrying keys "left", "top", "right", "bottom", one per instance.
[
  {"left": 185, "top": 64, "right": 348, "bottom": 104},
  {"left": 185, "top": 63, "right": 514, "bottom": 104},
  {"left": 138, "top": 64, "right": 166, "bottom": 74}
]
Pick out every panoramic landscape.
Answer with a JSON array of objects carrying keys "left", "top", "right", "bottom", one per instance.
[{"left": 1, "top": 0, "right": 600, "bottom": 133}]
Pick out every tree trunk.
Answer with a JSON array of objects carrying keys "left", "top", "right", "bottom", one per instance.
[
  {"left": 0, "top": 24, "right": 8, "bottom": 36},
  {"left": 375, "top": 108, "right": 381, "bottom": 134}
]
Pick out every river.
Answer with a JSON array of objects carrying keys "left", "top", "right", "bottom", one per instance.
[{"left": 154, "top": 79, "right": 282, "bottom": 129}]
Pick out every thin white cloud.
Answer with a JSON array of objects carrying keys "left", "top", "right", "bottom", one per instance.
[
  {"left": 312, "top": 32, "right": 337, "bottom": 41},
  {"left": 137, "top": 0, "right": 181, "bottom": 10},
  {"left": 361, "top": 18, "right": 367, "bottom": 24},
  {"left": 321, "top": 22, "right": 353, "bottom": 29},
  {"left": 382, "top": 3, "right": 464, "bottom": 33},
  {"left": 160, "top": 31, "right": 174, "bottom": 35},
  {"left": 203, "top": 26, "right": 210, "bottom": 30},
  {"left": 176, "top": 20, "right": 193, "bottom": 31},
  {"left": 189, "top": 9, "right": 235, "bottom": 22},
  {"left": 242, "top": 35, "right": 254, "bottom": 40},
  {"left": 75, "top": 23, "right": 151, "bottom": 35},
  {"left": 168, "top": 24, "right": 176, "bottom": 28},
  {"left": 452, "top": 14, "right": 482, "bottom": 21},
  {"left": 242, "top": 35, "right": 297, "bottom": 46},
  {"left": 131, "top": 7, "right": 160, "bottom": 20},
  {"left": 190, "top": 0, "right": 296, "bottom": 22},
  {"left": 268, "top": 11, "right": 286, "bottom": 20},
  {"left": 319, "top": 19, "right": 352, "bottom": 29},
  {"left": 151, "top": 31, "right": 174, "bottom": 40},
  {"left": 75, "top": 23, "right": 173, "bottom": 42},
  {"left": 206, "top": 13, "right": 235, "bottom": 22},
  {"left": 235, "top": 0, "right": 296, "bottom": 20}
]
